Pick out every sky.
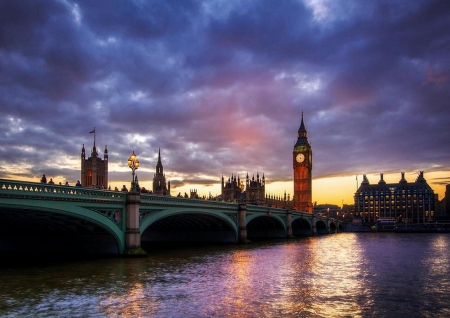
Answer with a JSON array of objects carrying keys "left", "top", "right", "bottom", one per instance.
[{"left": 0, "top": 0, "right": 449, "bottom": 206}]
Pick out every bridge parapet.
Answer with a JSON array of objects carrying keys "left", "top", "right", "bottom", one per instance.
[
  {"left": 140, "top": 194, "right": 238, "bottom": 211},
  {"left": 245, "top": 205, "right": 311, "bottom": 219},
  {"left": 0, "top": 179, "right": 126, "bottom": 202}
]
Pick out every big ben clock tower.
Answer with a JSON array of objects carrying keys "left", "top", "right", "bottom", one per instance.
[{"left": 293, "top": 112, "right": 312, "bottom": 212}]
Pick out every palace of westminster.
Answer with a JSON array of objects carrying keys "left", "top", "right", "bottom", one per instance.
[{"left": 79, "top": 115, "right": 450, "bottom": 222}]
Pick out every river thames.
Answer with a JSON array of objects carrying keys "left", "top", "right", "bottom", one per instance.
[{"left": 1, "top": 233, "right": 449, "bottom": 317}]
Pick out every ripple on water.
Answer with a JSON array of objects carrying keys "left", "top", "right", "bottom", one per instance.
[{"left": 1, "top": 234, "right": 450, "bottom": 317}]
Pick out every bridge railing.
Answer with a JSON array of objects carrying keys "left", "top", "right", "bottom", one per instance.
[
  {"left": 0, "top": 179, "right": 126, "bottom": 201},
  {"left": 246, "top": 205, "right": 312, "bottom": 218},
  {"left": 140, "top": 193, "right": 239, "bottom": 211}
]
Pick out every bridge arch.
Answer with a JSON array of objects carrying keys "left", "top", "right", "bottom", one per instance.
[
  {"left": 316, "top": 219, "right": 328, "bottom": 234},
  {"left": 246, "top": 214, "right": 286, "bottom": 239},
  {"left": 329, "top": 221, "right": 337, "bottom": 233},
  {"left": 0, "top": 201, "right": 125, "bottom": 255},
  {"left": 291, "top": 216, "right": 313, "bottom": 236},
  {"left": 140, "top": 209, "right": 238, "bottom": 244}
]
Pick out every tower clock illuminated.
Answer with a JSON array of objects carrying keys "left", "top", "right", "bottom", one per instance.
[{"left": 293, "top": 112, "right": 312, "bottom": 213}]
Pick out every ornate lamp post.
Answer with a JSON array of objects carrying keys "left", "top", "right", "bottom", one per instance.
[{"left": 127, "top": 151, "right": 140, "bottom": 192}]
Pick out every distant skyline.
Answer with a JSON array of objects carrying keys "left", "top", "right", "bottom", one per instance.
[{"left": 1, "top": 1, "right": 449, "bottom": 205}]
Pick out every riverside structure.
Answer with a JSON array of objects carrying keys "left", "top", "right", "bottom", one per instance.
[
  {"left": 0, "top": 179, "right": 341, "bottom": 256},
  {"left": 354, "top": 171, "right": 435, "bottom": 223}
]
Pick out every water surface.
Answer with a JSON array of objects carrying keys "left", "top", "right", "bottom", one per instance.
[{"left": 1, "top": 233, "right": 449, "bottom": 317}]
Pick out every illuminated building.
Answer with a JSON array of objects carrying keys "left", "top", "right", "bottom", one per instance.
[
  {"left": 293, "top": 113, "right": 313, "bottom": 212},
  {"left": 81, "top": 142, "right": 108, "bottom": 188},
  {"left": 221, "top": 173, "right": 266, "bottom": 204},
  {"left": 354, "top": 172, "right": 435, "bottom": 223}
]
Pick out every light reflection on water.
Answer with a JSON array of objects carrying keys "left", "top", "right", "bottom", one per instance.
[{"left": 1, "top": 233, "right": 450, "bottom": 317}]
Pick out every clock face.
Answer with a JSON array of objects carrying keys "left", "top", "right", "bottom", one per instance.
[{"left": 296, "top": 153, "right": 305, "bottom": 163}]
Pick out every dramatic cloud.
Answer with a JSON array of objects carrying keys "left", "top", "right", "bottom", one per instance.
[{"left": 0, "top": 0, "right": 449, "bottom": 199}]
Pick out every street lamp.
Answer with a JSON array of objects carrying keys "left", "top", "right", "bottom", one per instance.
[{"left": 127, "top": 151, "right": 140, "bottom": 192}]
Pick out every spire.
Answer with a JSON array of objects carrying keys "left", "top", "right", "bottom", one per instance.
[
  {"left": 156, "top": 148, "right": 163, "bottom": 175},
  {"left": 295, "top": 111, "right": 309, "bottom": 146},
  {"left": 91, "top": 143, "right": 98, "bottom": 157},
  {"left": 299, "top": 110, "right": 306, "bottom": 132}
]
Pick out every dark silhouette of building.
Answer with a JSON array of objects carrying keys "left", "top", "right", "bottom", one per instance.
[
  {"left": 446, "top": 184, "right": 450, "bottom": 217},
  {"left": 245, "top": 173, "right": 265, "bottom": 205},
  {"left": 81, "top": 142, "right": 108, "bottom": 188},
  {"left": 190, "top": 189, "right": 199, "bottom": 199},
  {"left": 221, "top": 172, "right": 291, "bottom": 207},
  {"left": 293, "top": 112, "right": 313, "bottom": 212},
  {"left": 152, "top": 148, "right": 170, "bottom": 195},
  {"left": 221, "top": 173, "right": 266, "bottom": 204},
  {"left": 221, "top": 174, "right": 243, "bottom": 202},
  {"left": 354, "top": 172, "right": 435, "bottom": 223}
]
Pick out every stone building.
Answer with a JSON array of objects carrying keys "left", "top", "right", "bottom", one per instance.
[
  {"left": 221, "top": 174, "right": 243, "bottom": 202},
  {"left": 245, "top": 173, "right": 265, "bottom": 205},
  {"left": 221, "top": 172, "right": 291, "bottom": 207},
  {"left": 81, "top": 142, "right": 108, "bottom": 188},
  {"left": 293, "top": 113, "right": 313, "bottom": 212},
  {"left": 152, "top": 149, "right": 170, "bottom": 195},
  {"left": 354, "top": 172, "right": 435, "bottom": 223},
  {"left": 221, "top": 173, "right": 266, "bottom": 204}
]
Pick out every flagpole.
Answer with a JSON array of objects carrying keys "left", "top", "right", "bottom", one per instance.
[{"left": 90, "top": 127, "right": 96, "bottom": 147}]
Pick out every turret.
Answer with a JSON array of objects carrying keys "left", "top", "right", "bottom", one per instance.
[
  {"left": 378, "top": 173, "right": 386, "bottom": 185},
  {"left": 415, "top": 171, "right": 426, "bottom": 183},
  {"left": 361, "top": 174, "right": 370, "bottom": 185},
  {"left": 399, "top": 172, "right": 407, "bottom": 184}
]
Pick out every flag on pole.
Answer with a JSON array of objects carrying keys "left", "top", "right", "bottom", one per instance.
[{"left": 90, "top": 128, "right": 95, "bottom": 134}]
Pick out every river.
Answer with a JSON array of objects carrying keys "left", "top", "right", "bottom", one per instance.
[{"left": 1, "top": 233, "right": 449, "bottom": 317}]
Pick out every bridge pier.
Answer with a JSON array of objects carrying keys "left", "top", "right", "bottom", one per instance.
[
  {"left": 238, "top": 203, "right": 250, "bottom": 243},
  {"left": 312, "top": 214, "right": 317, "bottom": 235},
  {"left": 124, "top": 192, "right": 147, "bottom": 257},
  {"left": 286, "top": 208, "right": 294, "bottom": 238}
]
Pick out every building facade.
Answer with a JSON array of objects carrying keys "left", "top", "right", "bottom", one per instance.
[
  {"left": 293, "top": 113, "right": 313, "bottom": 212},
  {"left": 221, "top": 173, "right": 266, "bottom": 204},
  {"left": 354, "top": 172, "right": 435, "bottom": 223},
  {"left": 152, "top": 149, "right": 170, "bottom": 195},
  {"left": 221, "top": 173, "right": 292, "bottom": 207},
  {"left": 221, "top": 174, "right": 243, "bottom": 202},
  {"left": 81, "top": 143, "right": 108, "bottom": 188},
  {"left": 245, "top": 173, "right": 265, "bottom": 205}
]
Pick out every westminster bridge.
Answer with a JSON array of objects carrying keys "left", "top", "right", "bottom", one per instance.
[{"left": 0, "top": 179, "right": 342, "bottom": 255}]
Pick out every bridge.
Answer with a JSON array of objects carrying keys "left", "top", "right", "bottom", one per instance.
[{"left": 0, "top": 179, "right": 342, "bottom": 256}]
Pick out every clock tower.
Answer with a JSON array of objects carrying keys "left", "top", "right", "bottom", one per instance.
[{"left": 293, "top": 112, "right": 312, "bottom": 212}]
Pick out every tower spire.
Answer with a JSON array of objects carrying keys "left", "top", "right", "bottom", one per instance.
[{"left": 298, "top": 111, "right": 306, "bottom": 135}]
